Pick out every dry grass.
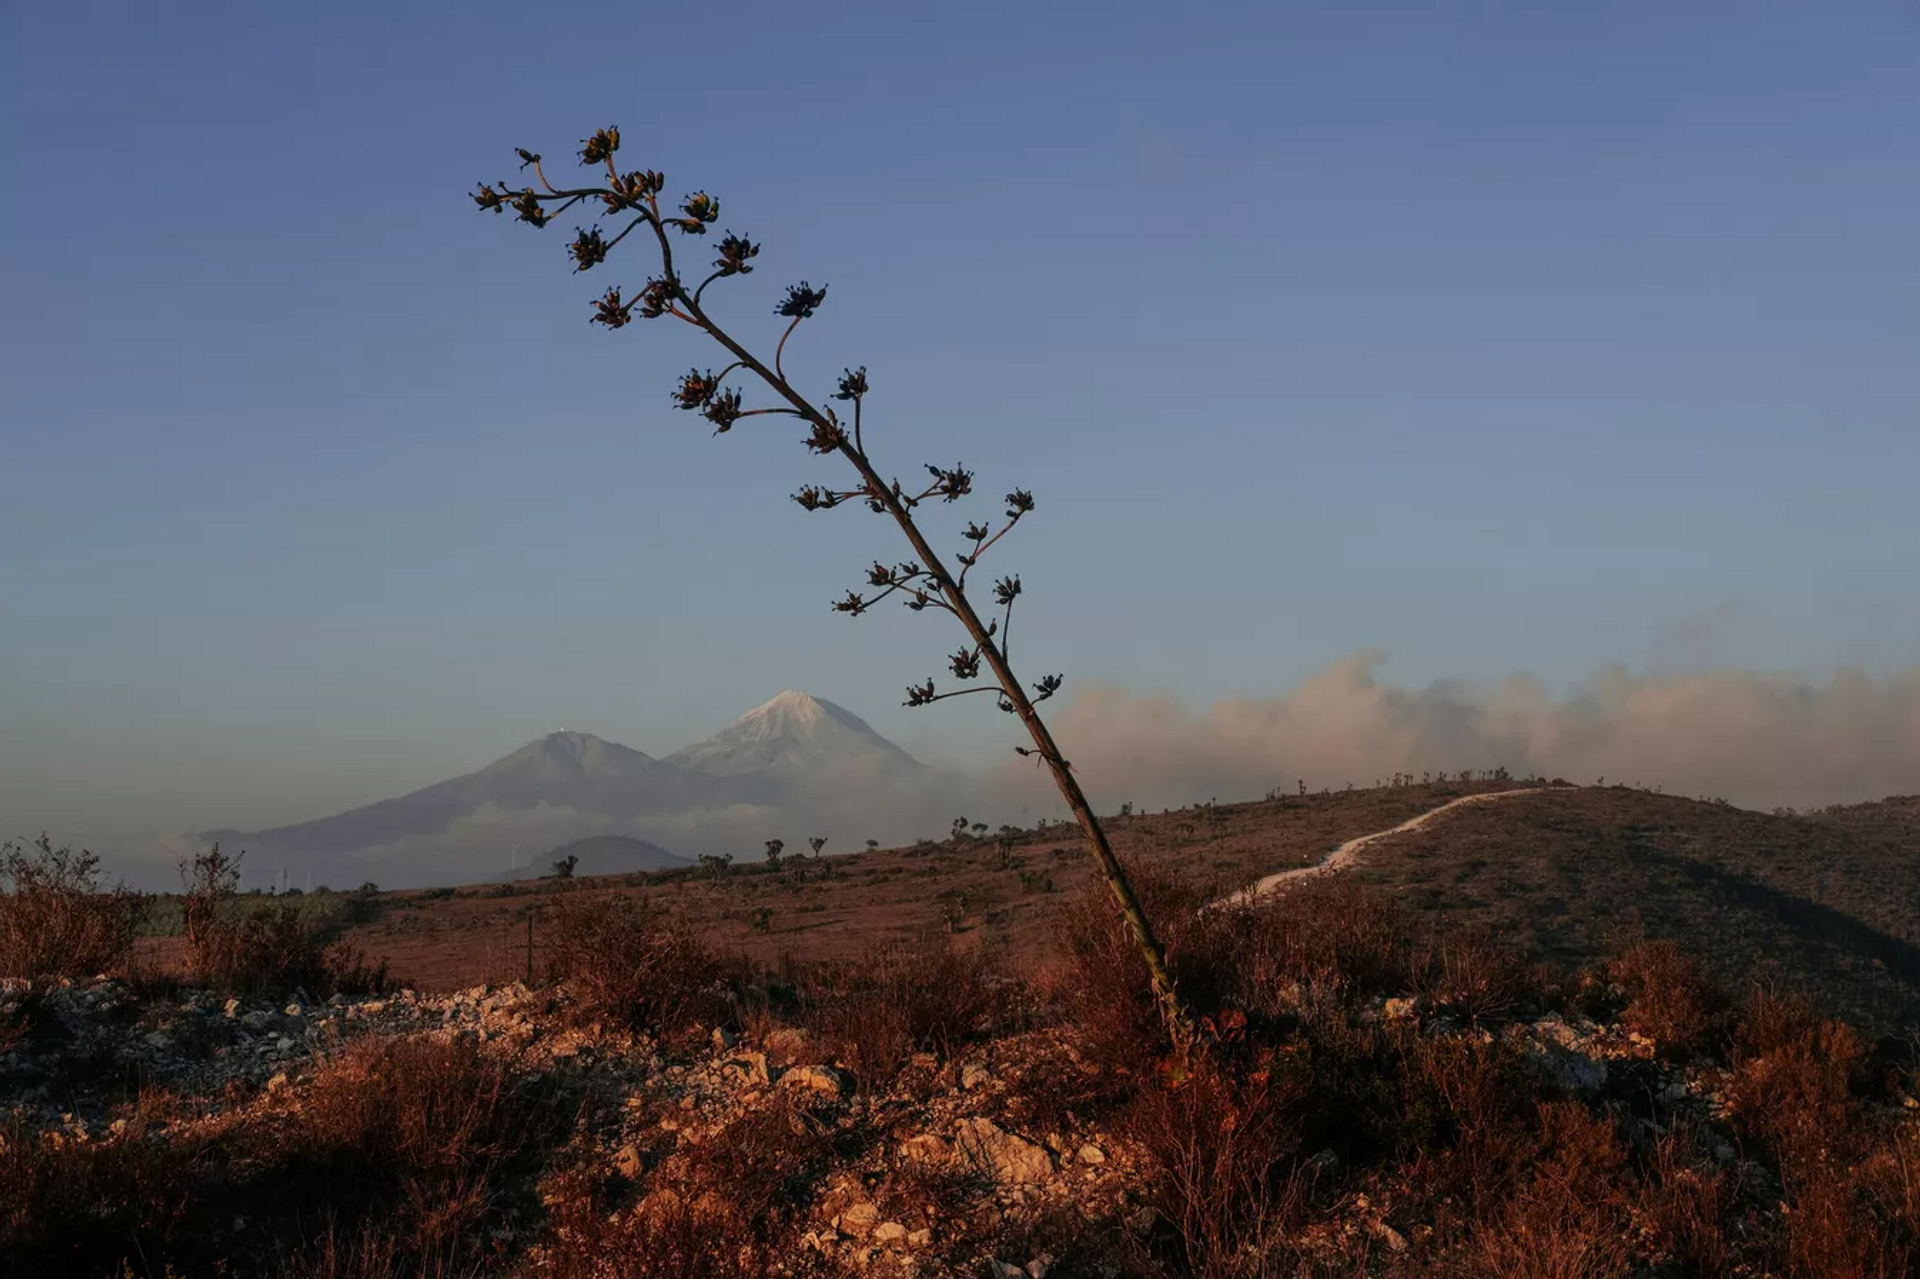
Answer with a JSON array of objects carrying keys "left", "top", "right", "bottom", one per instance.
[
  {"left": 0, "top": 835, "right": 142, "bottom": 982},
  {"left": 0, "top": 1034, "right": 559, "bottom": 1278},
  {"left": 783, "top": 937, "right": 1015, "bottom": 1089},
  {"left": 541, "top": 892, "right": 737, "bottom": 1038},
  {"left": 1606, "top": 940, "right": 1726, "bottom": 1058}
]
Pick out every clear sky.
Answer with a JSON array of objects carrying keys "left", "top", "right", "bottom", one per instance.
[{"left": 3, "top": 1, "right": 1917, "bottom": 849}]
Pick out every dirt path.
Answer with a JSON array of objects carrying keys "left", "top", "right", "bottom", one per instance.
[{"left": 1208, "top": 786, "right": 1561, "bottom": 911}]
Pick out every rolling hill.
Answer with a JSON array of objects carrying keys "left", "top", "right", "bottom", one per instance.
[{"left": 277, "top": 782, "right": 1920, "bottom": 1034}]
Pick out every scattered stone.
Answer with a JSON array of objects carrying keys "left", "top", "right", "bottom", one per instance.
[
  {"left": 1077, "top": 1143, "right": 1106, "bottom": 1165},
  {"left": 961, "top": 1062, "right": 991, "bottom": 1090},
  {"left": 872, "top": 1221, "right": 908, "bottom": 1246},
  {"left": 780, "top": 1064, "right": 846, "bottom": 1097},
  {"left": 901, "top": 1133, "right": 952, "bottom": 1163},
  {"left": 838, "top": 1202, "right": 879, "bottom": 1238},
  {"left": 955, "top": 1117, "right": 1053, "bottom": 1186},
  {"left": 1370, "top": 1220, "right": 1409, "bottom": 1253},
  {"left": 989, "top": 1262, "right": 1028, "bottom": 1279},
  {"left": 764, "top": 1027, "right": 810, "bottom": 1062},
  {"left": 724, "top": 1051, "right": 772, "bottom": 1086},
  {"left": 907, "top": 1227, "right": 933, "bottom": 1248}
]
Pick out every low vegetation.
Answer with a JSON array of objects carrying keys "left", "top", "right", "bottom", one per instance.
[
  {"left": 0, "top": 835, "right": 144, "bottom": 983},
  {"left": 5, "top": 833, "right": 1916, "bottom": 1275},
  {"left": 7, "top": 786, "right": 1918, "bottom": 1273}
]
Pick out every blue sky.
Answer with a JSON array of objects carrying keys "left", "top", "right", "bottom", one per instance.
[{"left": 3, "top": 1, "right": 1917, "bottom": 847}]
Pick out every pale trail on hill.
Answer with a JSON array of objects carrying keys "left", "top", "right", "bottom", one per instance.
[{"left": 1207, "top": 786, "right": 1563, "bottom": 912}]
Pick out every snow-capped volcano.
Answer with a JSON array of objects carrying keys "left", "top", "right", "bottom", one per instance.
[
  {"left": 194, "top": 693, "right": 932, "bottom": 888},
  {"left": 664, "top": 690, "right": 921, "bottom": 777}
]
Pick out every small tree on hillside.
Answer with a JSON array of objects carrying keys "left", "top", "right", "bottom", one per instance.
[
  {"left": 764, "top": 838, "right": 785, "bottom": 865},
  {"left": 469, "top": 130, "right": 1194, "bottom": 1050}
]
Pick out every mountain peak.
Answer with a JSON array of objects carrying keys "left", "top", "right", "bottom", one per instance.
[
  {"left": 666, "top": 692, "right": 919, "bottom": 776},
  {"left": 745, "top": 690, "right": 841, "bottom": 725}
]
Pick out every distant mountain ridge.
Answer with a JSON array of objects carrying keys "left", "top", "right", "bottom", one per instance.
[{"left": 197, "top": 692, "right": 926, "bottom": 886}]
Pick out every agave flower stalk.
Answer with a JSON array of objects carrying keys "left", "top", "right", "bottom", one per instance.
[{"left": 470, "top": 129, "right": 1196, "bottom": 1054}]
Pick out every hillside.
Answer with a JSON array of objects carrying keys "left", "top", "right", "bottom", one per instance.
[
  {"left": 502, "top": 835, "right": 689, "bottom": 881},
  {"left": 204, "top": 781, "right": 1920, "bottom": 1035},
  {"left": 1344, "top": 786, "right": 1920, "bottom": 1035},
  {"left": 16, "top": 779, "right": 1920, "bottom": 1277}
]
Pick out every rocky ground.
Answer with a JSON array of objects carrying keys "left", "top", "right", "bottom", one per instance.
[{"left": 13, "top": 966, "right": 1890, "bottom": 1278}]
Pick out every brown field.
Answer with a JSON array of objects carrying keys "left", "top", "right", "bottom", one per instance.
[
  {"left": 131, "top": 780, "right": 1920, "bottom": 1034},
  {"left": 132, "top": 781, "right": 1523, "bottom": 989}
]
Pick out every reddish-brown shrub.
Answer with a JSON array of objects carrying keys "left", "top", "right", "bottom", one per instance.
[
  {"left": 176, "top": 845, "right": 378, "bottom": 997},
  {"left": 0, "top": 834, "right": 143, "bottom": 981},
  {"left": 1056, "top": 863, "right": 1243, "bottom": 1070},
  {"left": 1726, "top": 987, "right": 1865, "bottom": 1162},
  {"left": 542, "top": 894, "right": 732, "bottom": 1037},
  {"left": 187, "top": 899, "right": 334, "bottom": 995},
  {"left": 529, "top": 1173, "right": 778, "bottom": 1279},
  {"left": 1416, "top": 927, "right": 1535, "bottom": 1024},
  {"left": 1637, "top": 1127, "right": 1743, "bottom": 1276},
  {"left": 285, "top": 1034, "right": 547, "bottom": 1266},
  {"left": 684, "top": 1095, "right": 835, "bottom": 1234},
  {"left": 1124, "top": 1055, "right": 1315, "bottom": 1278},
  {"left": 1394, "top": 1034, "right": 1543, "bottom": 1218},
  {"left": 1607, "top": 940, "right": 1725, "bottom": 1058},
  {"left": 791, "top": 938, "right": 1008, "bottom": 1088},
  {"left": 0, "top": 1107, "right": 214, "bottom": 1276},
  {"left": 1231, "top": 879, "right": 1417, "bottom": 1015}
]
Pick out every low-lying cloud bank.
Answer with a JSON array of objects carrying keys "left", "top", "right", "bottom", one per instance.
[{"left": 1000, "top": 651, "right": 1920, "bottom": 816}]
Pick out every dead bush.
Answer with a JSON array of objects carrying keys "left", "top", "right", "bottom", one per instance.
[
  {"left": 1123, "top": 1054, "right": 1315, "bottom": 1278},
  {"left": 177, "top": 845, "right": 376, "bottom": 996},
  {"left": 1416, "top": 927, "right": 1536, "bottom": 1024},
  {"left": 686, "top": 1095, "right": 835, "bottom": 1235},
  {"left": 0, "top": 833, "right": 143, "bottom": 981},
  {"left": 542, "top": 894, "right": 732, "bottom": 1038},
  {"left": 0, "top": 1108, "right": 214, "bottom": 1277},
  {"left": 1394, "top": 1034, "right": 1544, "bottom": 1219},
  {"left": 1607, "top": 940, "right": 1725, "bottom": 1058},
  {"left": 1726, "top": 987, "right": 1865, "bottom": 1163},
  {"left": 189, "top": 899, "right": 333, "bottom": 995},
  {"left": 280, "top": 1034, "right": 550, "bottom": 1268},
  {"left": 1232, "top": 880, "right": 1417, "bottom": 1014},
  {"left": 1056, "top": 863, "right": 1244, "bottom": 1070},
  {"left": 791, "top": 938, "right": 1008, "bottom": 1088},
  {"left": 529, "top": 1171, "right": 783, "bottom": 1279},
  {"left": 1636, "top": 1127, "right": 1743, "bottom": 1276},
  {"left": 1781, "top": 1167, "right": 1917, "bottom": 1279}
]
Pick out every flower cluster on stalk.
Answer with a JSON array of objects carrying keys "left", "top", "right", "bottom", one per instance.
[{"left": 474, "top": 128, "right": 1064, "bottom": 754}]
